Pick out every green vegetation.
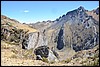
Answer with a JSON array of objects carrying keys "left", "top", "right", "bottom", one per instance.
[
  {"left": 11, "top": 49, "right": 18, "bottom": 54},
  {"left": 82, "top": 60, "right": 99, "bottom": 66},
  {"left": 23, "top": 48, "right": 34, "bottom": 59},
  {"left": 61, "top": 58, "right": 71, "bottom": 63},
  {"left": 5, "top": 41, "right": 19, "bottom": 45},
  {"left": 10, "top": 54, "right": 17, "bottom": 58},
  {"left": 82, "top": 54, "right": 99, "bottom": 66},
  {"left": 80, "top": 58, "right": 88, "bottom": 64},
  {"left": 6, "top": 22, "right": 12, "bottom": 26},
  {"left": 42, "top": 57, "right": 49, "bottom": 63},
  {"left": 1, "top": 45, "right": 10, "bottom": 49},
  {"left": 65, "top": 58, "right": 71, "bottom": 63},
  {"left": 50, "top": 61, "right": 55, "bottom": 64}
]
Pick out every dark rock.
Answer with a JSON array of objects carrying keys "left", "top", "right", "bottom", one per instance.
[
  {"left": 94, "top": 7, "right": 99, "bottom": 15},
  {"left": 57, "top": 27, "right": 64, "bottom": 50},
  {"left": 34, "top": 46, "right": 49, "bottom": 60}
]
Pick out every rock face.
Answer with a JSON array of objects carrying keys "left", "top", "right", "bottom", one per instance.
[
  {"left": 48, "top": 49, "right": 59, "bottom": 62},
  {"left": 22, "top": 31, "right": 48, "bottom": 50},
  {"left": 22, "top": 32, "right": 39, "bottom": 49}
]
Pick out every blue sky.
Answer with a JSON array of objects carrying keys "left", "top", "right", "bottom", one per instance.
[{"left": 1, "top": 1, "right": 99, "bottom": 24}]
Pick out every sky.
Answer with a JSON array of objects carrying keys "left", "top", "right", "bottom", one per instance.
[{"left": 1, "top": 1, "right": 99, "bottom": 24}]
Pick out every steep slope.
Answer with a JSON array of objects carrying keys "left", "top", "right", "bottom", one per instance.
[
  {"left": 26, "top": 6, "right": 99, "bottom": 60},
  {"left": 1, "top": 15, "right": 38, "bottom": 45},
  {"left": 45, "top": 6, "right": 99, "bottom": 50},
  {"left": 1, "top": 15, "right": 38, "bottom": 33}
]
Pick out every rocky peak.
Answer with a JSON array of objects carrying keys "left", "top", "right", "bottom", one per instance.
[
  {"left": 93, "top": 7, "right": 99, "bottom": 15},
  {"left": 77, "top": 6, "right": 86, "bottom": 11},
  {"left": 59, "top": 6, "right": 88, "bottom": 24}
]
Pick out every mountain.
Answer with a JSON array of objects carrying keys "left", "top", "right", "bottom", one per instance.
[
  {"left": 1, "top": 6, "right": 99, "bottom": 66},
  {"left": 21, "top": 6, "right": 99, "bottom": 61}
]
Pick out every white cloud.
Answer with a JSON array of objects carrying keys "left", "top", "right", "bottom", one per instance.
[{"left": 23, "top": 10, "right": 29, "bottom": 13}]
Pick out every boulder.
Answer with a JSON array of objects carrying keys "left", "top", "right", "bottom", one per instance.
[
  {"left": 34, "top": 46, "right": 59, "bottom": 62},
  {"left": 34, "top": 46, "right": 49, "bottom": 60}
]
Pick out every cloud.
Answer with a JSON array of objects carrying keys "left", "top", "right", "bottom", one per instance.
[{"left": 23, "top": 10, "right": 29, "bottom": 13}]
